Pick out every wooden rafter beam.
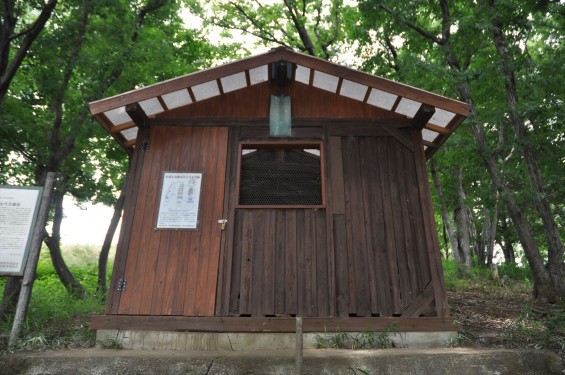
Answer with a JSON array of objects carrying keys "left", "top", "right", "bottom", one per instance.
[
  {"left": 411, "top": 104, "right": 436, "bottom": 131},
  {"left": 125, "top": 102, "right": 149, "bottom": 129}
]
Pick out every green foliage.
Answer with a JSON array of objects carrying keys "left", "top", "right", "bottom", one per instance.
[
  {"left": 501, "top": 304, "right": 565, "bottom": 354},
  {"left": 0, "top": 255, "right": 105, "bottom": 352},
  {"left": 357, "top": 0, "right": 565, "bottom": 291},
  {"left": 314, "top": 324, "right": 397, "bottom": 350},
  {"left": 442, "top": 258, "right": 532, "bottom": 291},
  {"left": 498, "top": 262, "right": 532, "bottom": 282},
  {"left": 443, "top": 332, "right": 473, "bottom": 348},
  {"left": 196, "top": 0, "right": 359, "bottom": 60}
]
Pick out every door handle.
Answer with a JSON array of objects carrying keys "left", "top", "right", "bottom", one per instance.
[{"left": 218, "top": 219, "right": 228, "bottom": 230}]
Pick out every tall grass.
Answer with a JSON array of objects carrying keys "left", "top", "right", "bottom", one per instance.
[
  {"left": 442, "top": 258, "right": 532, "bottom": 292},
  {"left": 0, "top": 245, "right": 109, "bottom": 351}
]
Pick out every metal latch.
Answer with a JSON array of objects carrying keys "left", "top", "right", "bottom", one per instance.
[
  {"left": 218, "top": 219, "right": 228, "bottom": 230},
  {"left": 117, "top": 277, "right": 127, "bottom": 292}
]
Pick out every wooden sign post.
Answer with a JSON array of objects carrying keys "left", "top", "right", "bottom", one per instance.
[{"left": 8, "top": 172, "right": 57, "bottom": 347}]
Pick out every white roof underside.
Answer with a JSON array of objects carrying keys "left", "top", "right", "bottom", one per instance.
[{"left": 95, "top": 58, "right": 462, "bottom": 154}]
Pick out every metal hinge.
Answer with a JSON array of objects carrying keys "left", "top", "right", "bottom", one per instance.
[
  {"left": 141, "top": 141, "right": 150, "bottom": 152},
  {"left": 117, "top": 277, "right": 127, "bottom": 292}
]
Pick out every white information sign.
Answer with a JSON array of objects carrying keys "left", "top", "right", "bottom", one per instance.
[
  {"left": 0, "top": 186, "right": 42, "bottom": 276},
  {"left": 156, "top": 172, "right": 203, "bottom": 229}
]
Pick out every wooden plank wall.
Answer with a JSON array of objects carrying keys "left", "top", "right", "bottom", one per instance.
[
  {"left": 220, "top": 129, "right": 440, "bottom": 318},
  {"left": 115, "top": 126, "right": 228, "bottom": 317},
  {"left": 329, "top": 134, "right": 434, "bottom": 317},
  {"left": 226, "top": 209, "right": 329, "bottom": 317}
]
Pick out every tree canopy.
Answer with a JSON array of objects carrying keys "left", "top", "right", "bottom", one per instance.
[{"left": 0, "top": 0, "right": 563, "bottom": 304}]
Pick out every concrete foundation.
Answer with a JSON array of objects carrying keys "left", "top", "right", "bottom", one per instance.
[
  {"left": 96, "top": 329, "right": 458, "bottom": 351},
  {"left": 2, "top": 348, "right": 563, "bottom": 375}
]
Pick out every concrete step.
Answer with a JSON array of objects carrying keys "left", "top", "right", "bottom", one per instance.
[{"left": 1, "top": 348, "right": 563, "bottom": 375}]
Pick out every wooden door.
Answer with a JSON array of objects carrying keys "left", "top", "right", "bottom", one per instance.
[{"left": 116, "top": 126, "right": 228, "bottom": 316}]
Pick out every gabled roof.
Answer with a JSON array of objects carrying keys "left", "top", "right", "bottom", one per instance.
[{"left": 89, "top": 47, "right": 468, "bottom": 158}]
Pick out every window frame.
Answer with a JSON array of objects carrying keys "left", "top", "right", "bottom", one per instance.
[{"left": 235, "top": 140, "right": 326, "bottom": 209}]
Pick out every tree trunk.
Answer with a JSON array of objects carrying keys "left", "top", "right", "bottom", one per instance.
[
  {"left": 499, "top": 217, "right": 516, "bottom": 264},
  {"left": 489, "top": 4, "right": 565, "bottom": 299},
  {"left": 0, "top": 277, "right": 22, "bottom": 322},
  {"left": 97, "top": 189, "right": 125, "bottom": 294},
  {"left": 430, "top": 158, "right": 459, "bottom": 262},
  {"left": 462, "top": 92, "right": 555, "bottom": 300},
  {"left": 454, "top": 167, "right": 472, "bottom": 268},
  {"left": 44, "top": 189, "right": 86, "bottom": 299},
  {"left": 486, "top": 204, "right": 498, "bottom": 268},
  {"left": 479, "top": 207, "right": 490, "bottom": 266}
]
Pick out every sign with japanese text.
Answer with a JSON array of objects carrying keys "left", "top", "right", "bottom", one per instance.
[
  {"left": 156, "top": 172, "right": 203, "bottom": 230},
  {"left": 0, "top": 186, "right": 42, "bottom": 276}
]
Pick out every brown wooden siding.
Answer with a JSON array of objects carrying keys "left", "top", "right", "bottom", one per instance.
[
  {"left": 328, "top": 134, "right": 435, "bottom": 317},
  {"left": 225, "top": 209, "right": 328, "bottom": 317},
  {"left": 156, "top": 81, "right": 403, "bottom": 121},
  {"left": 114, "top": 126, "right": 228, "bottom": 316},
  {"left": 215, "top": 126, "right": 442, "bottom": 319}
]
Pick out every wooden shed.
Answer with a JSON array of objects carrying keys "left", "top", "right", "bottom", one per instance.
[{"left": 89, "top": 47, "right": 468, "bottom": 334}]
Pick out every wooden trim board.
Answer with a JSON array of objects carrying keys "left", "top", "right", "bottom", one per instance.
[{"left": 91, "top": 315, "right": 459, "bottom": 332}]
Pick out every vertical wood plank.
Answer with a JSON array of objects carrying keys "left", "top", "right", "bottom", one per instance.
[
  {"left": 217, "top": 127, "right": 239, "bottom": 316},
  {"left": 202, "top": 127, "right": 229, "bottom": 315},
  {"left": 229, "top": 210, "right": 244, "bottom": 316},
  {"left": 405, "top": 150, "right": 431, "bottom": 290},
  {"left": 285, "top": 210, "right": 298, "bottom": 315},
  {"left": 399, "top": 144, "right": 424, "bottom": 294},
  {"left": 412, "top": 131, "right": 449, "bottom": 316},
  {"left": 378, "top": 137, "right": 401, "bottom": 314},
  {"left": 181, "top": 127, "right": 205, "bottom": 316},
  {"left": 324, "top": 131, "right": 337, "bottom": 317},
  {"left": 358, "top": 137, "right": 380, "bottom": 315},
  {"left": 263, "top": 210, "right": 276, "bottom": 315},
  {"left": 239, "top": 211, "right": 254, "bottom": 315},
  {"left": 107, "top": 125, "right": 149, "bottom": 314},
  {"left": 393, "top": 140, "right": 417, "bottom": 310},
  {"left": 304, "top": 210, "right": 316, "bottom": 317},
  {"left": 296, "top": 210, "right": 307, "bottom": 316},
  {"left": 251, "top": 210, "right": 265, "bottom": 317},
  {"left": 274, "top": 210, "right": 287, "bottom": 314},
  {"left": 194, "top": 129, "right": 218, "bottom": 315},
  {"left": 368, "top": 137, "right": 392, "bottom": 317},
  {"left": 342, "top": 137, "right": 357, "bottom": 315},
  {"left": 387, "top": 139, "right": 413, "bottom": 313},
  {"left": 333, "top": 214, "right": 349, "bottom": 317},
  {"left": 315, "top": 210, "right": 329, "bottom": 317}
]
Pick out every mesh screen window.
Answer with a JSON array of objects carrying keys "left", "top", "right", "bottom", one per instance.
[{"left": 239, "top": 145, "right": 323, "bottom": 206}]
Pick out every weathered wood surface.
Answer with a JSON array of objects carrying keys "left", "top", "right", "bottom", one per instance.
[
  {"left": 214, "top": 127, "right": 443, "bottom": 319},
  {"left": 223, "top": 209, "right": 328, "bottom": 317},
  {"left": 114, "top": 126, "right": 228, "bottom": 317},
  {"left": 107, "top": 123, "right": 447, "bottom": 322},
  {"left": 91, "top": 315, "right": 458, "bottom": 332}
]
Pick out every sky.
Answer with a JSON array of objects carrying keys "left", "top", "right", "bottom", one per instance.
[{"left": 59, "top": 196, "right": 118, "bottom": 245}]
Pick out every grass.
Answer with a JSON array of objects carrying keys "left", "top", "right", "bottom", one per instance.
[
  {"left": 442, "top": 258, "right": 532, "bottom": 292},
  {"left": 314, "top": 324, "right": 398, "bottom": 350},
  {"left": 0, "top": 245, "right": 108, "bottom": 352}
]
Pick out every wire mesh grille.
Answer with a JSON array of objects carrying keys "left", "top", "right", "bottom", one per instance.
[{"left": 239, "top": 147, "right": 322, "bottom": 205}]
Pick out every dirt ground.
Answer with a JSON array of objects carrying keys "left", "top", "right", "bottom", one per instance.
[
  {"left": 448, "top": 287, "right": 529, "bottom": 345},
  {"left": 447, "top": 284, "right": 565, "bottom": 355}
]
